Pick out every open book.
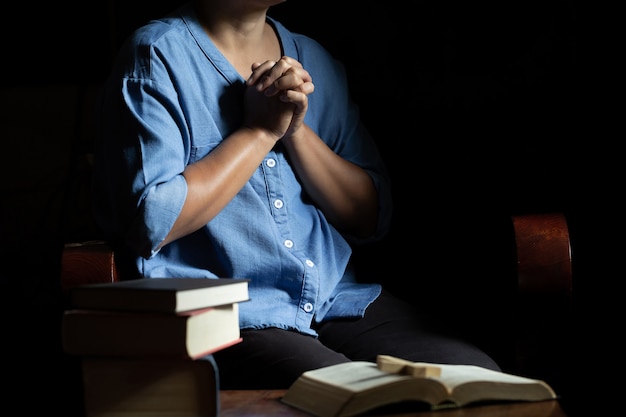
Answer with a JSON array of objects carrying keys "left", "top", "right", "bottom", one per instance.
[{"left": 280, "top": 355, "right": 557, "bottom": 417}]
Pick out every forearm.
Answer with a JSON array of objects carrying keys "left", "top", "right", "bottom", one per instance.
[
  {"left": 283, "top": 125, "right": 379, "bottom": 238},
  {"left": 158, "top": 127, "right": 277, "bottom": 249}
]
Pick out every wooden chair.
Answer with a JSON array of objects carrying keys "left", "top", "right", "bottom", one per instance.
[
  {"left": 61, "top": 214, "right": 572, "bottom": 358},
  {"left": 60, "top": 212, "right": 575, "bottom": 416},
  {"left": 61, "top": 213, "right": 572, "bottom": 291}
]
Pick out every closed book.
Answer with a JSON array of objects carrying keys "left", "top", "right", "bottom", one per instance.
[
  {"left": 81, "top": 355, "right": 219, "bottom": 417},
  {"left": 62, "top": 304, "right": 242, "bottom": 359},
  {"left": 69, "top": 277, "right": 250, "bottom": 313}
]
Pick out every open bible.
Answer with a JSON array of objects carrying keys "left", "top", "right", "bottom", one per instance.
[{"left": 280, "top": 355, "right": 557, "bottom": 417}]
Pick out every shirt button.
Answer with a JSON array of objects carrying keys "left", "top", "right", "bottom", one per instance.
[
  {"left": 266, "top": 158, "right": 276, "bottom": 168},
  {"left": 284, "top": 240, "right": 294, "bottom": 248},
  {"left": 303, "top": 302, "right": 314, "bottom": 313},
  {"left": 305, "top": 259, "right": 314, "bottom": 267},
  {"left": 273, "top": 199, "right": 283, "bottom": 209}
]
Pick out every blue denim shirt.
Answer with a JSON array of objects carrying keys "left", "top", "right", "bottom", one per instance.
[{"left": 93, "top": 2, "right": 392, "bottom": 337}]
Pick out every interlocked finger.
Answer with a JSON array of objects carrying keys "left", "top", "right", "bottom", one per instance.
[
  {"left": 249, "top": 56, "right": 310, "bottom": 94},
  {"left": 273, "top": 67, "right": 313, "bottom": 94}
]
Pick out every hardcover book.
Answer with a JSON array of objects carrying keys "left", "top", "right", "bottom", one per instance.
[
  {"left": 81, "top": 355, "right": 220, "bottom": 417},
  {"left": 62, "top": 304, "right": 242, "bottom": 359},
  {"left": 69, "top": 277, "right": 249, "bottom": 313}
]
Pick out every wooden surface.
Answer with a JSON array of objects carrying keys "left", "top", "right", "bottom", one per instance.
[{"left": 219, "top": 390, "right": 568, "bottom": 417}]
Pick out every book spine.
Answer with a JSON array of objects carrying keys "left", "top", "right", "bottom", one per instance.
[{"left": 62, "top": 312, "right": 189, "bottom": 357}]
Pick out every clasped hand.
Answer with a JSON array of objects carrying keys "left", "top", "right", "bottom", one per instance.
[{"left": 244, "top": 56, "right": 315, "bottom": 142}]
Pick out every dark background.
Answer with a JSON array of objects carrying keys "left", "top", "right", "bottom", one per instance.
[{"left": 1, "top": 1, "right": 614, "bottom": 415}]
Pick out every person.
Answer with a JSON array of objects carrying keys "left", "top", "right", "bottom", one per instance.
[{"left": 93, "top": 0, "right": 500, "bottom": 389}]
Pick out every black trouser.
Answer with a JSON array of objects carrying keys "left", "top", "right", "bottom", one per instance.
[{"left": 213, "top": 290, "right": 500, "bottom": 389}]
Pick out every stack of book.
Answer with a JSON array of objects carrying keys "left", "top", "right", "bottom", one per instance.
[{"left": 62, "top": 277, "right": 250, "bottom": 417}]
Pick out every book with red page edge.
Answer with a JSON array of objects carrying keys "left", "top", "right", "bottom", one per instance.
[{"left": 62, "top": 303, "right": 242, "bottom": 359}]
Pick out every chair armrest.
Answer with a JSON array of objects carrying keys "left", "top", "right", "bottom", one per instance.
[
  {"left": 512, "top": 212, "right": 572, "bottom": 297},
  {"left": 61, "top": 241, "right": 120, "bottom": 292},
  {"left": 509, "top": 212, "right": 573, "bottom": 391}
]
